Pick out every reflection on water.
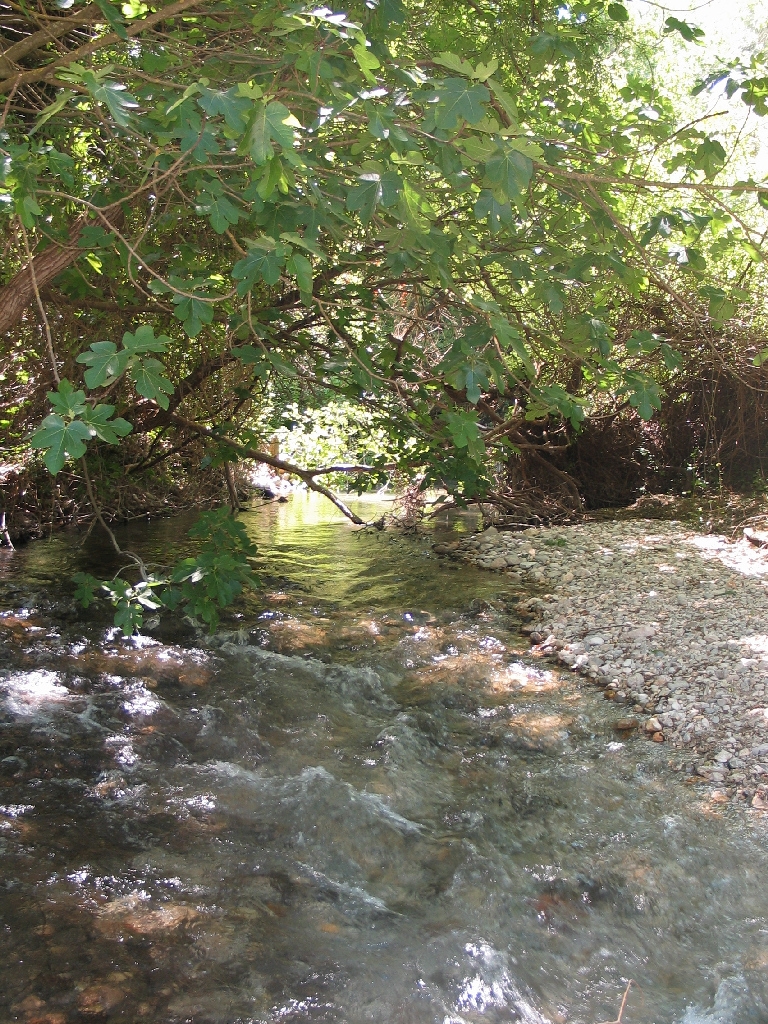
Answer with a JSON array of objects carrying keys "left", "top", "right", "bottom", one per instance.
[{"left": 0, "top": 495, "right": 767, "bottom": 1023}]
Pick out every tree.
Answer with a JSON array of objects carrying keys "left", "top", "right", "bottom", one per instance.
[{"left": 2, "top": 0, "right": 768, "bottom": 628}]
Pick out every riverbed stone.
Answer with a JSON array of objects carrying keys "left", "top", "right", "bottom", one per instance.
[{"left": 450, "top": 517, "right": 768, "bottom": 806}]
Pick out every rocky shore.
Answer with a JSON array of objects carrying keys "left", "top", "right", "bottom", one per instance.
[{"left": 435, "top": 519, "right": 768, "bottom": 809}]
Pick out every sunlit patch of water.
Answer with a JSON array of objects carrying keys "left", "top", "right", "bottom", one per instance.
[{"left": 1, "top": 669, "right": 71, "bottom": 714}]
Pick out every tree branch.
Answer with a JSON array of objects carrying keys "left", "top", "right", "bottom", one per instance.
[
  {"left": 164, "top": 411, "right": 374, "bottom": 526},
  {"left": 0, "top": 207, "right": 124, "bottom": 335},
  {"left": 0, "top": 5, "right": 100, "bottom": 78},
  {"left": 0, "top": 0, "right": 208, "bottom": 95}
]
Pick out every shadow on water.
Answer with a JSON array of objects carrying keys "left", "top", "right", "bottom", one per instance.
[{"left": 0, "top": 494, "right": 767, "bottom": 1024}]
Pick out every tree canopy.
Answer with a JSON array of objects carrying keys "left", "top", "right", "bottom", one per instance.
[{"left": 3, "top": 0, "right": 768, "bottom": 628}]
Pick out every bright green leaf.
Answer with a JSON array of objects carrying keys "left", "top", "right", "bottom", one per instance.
[
  {"left": 433, "top": 78, "right": 490, "bottom": 129},
  {"left": 30, "top": 414, "right": 91, "bottom": 474},
  {"left": 130, "top": 358, "right": 174, "bottom": 407},
  {"left": 241, "top": 100, "right": 298, "bottom": 165}
]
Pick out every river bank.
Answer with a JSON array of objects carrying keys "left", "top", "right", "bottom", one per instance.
[{"left": 438, "top": 516, "right": 768, "bottom": 809}]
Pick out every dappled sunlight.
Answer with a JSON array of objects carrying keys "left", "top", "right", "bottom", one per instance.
[
  {"left": 261, "top": 616, "right": 330, "bottom": 652},
  {"left": 74, "top": 643, "right": 214, "bottom": 688},
  {"left": 505, "top": 711, "right": 574, "bottom": 746},
  {"left": 488, "top": 660, "right": 563, "bottom": 695},
  {"left": 1, "top": 670, "right": 71, "bottom": 715},
  {"left": 94, "top": 893, "right": 202, "bottom": 939},
  {"left": 688, "top": 533, "right": 768, "bottom": 580}
]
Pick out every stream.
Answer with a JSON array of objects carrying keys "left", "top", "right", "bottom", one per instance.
[{"left": 1, "top": 494, "right": 767, "bottom": 1024}]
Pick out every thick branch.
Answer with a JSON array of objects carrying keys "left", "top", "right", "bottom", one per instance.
[
  {"left": 0, "top": 208, "right": 123, "bottom": 335},
  {"left": 0, "top": 218, "right": 86, "bottom": 335},
  {"left": 0, "top": 0, "right": 208, "bottom": 95},
  {"left": 0, "top": 6, "right": 99, "bottom": 78},
  {"left": 165, "top": 412, "right": 370, "bottom": 526}
]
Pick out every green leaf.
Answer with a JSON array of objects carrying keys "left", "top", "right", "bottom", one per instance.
[
  {"left": 114, "top": 598, "right": 144, "bottom": 635},
  {"left": 286, "top": 252, "right": 313, "bottom": 295},
  {"left": 197, "top": 193, "right": 243, "bottom": 233},
  {"left": 30, "top": 414, "right": 91, "bottom": 474},
  {"left": 373, "top": 0, "right": 406, "bottom": 27},
  {"left": 398, "top": 179, "right": 435, "bottom": 232},
  {"left": 353, "top": 43, "right": 381, "bottom": 82},
  {"left": 180, "top": 124, "right": 219, "bottom": 160},
  {"left": 346, "top": 173, "right": 383, "bottom": 222},
  {"left": 444, "top": 410, "right": 485, "bottom": 461},
  {"left": 82, "top": 72, "right": 138, "bottom": 127},
  {"left": 346, "top": 168, "right": 401, "bottom": 214},
  {"left": 197, "top": 86, "right": 250, "bottom": 131},
  {"left": 624, "top": 373, "right": 663, "bottom": 419},
  {"left": 625, "top": 329, "right": 661, "bottom": 355},
  {"left": 279, "top": 232, "right": 329, "bottom": 260},
  {"left": 30, "top": 90, "right": 75, "bottom": 135},
  {"left": 267, "top": 351, "right": 298, "bottom": 377},
  {"left": 18, "top": 194, "right": 42, "bottom": 227},
  {"left": 80, "top": 404, "right": 133, "bottom": 443},
  {"left": 535, "top": 281, "right": 565, "bottom": 313},
  {"left": 474, "top": 189, "right": 513, "bottom": 233},
  {"left": 488, "top": 78, "right": 518, "bottom": 127},
  {"left": 122, "top": 0, "right": 148, "bottom": 18},
  {"left": 664, "top": 16, "right": 705, "bottom": 43},
  {"left": 491, "top": 314, "right": 534, "bottom": 378},
  {"left": 660, "top": 343, "right": 683, "bottom": 371},
  {"left": 73, "top": 572, "right": 100, "bottom": 608},
  {"left": 130, "top": 358, "right": 174, "bottom": 408},
  {"left": 531, "top": 384, "right": 585, "bottom": 428},
  {"left": 432, "top": 78, "right": 490, "bottom": 129},
  {"left": 94, "top": 0, "right": 128, "bottom": 37},
  {"left": 122, "top": 324, "right": 171, "bottom": 354},
  {"left": 692, "top": 139, "right": 726, "bottom": 178},
  {"left": 232, "top": 238, "right": 286, "bottom": 293},
  {"left": 433, "top": 52, "right": 476, "bottom": 77},
  {"left": 48, "top": 379, "right": 88, "bottom": 418},
  {"left": 607, "top": 3, "right": 629, "bottom": 22},
  {"left": 485, "top": 147, "right": 533, "bottom": 199},
  {"left": 241, "top": 100, "right": 298, "bottom": 165},
  {"left": 474, "top": 59, "right": 499, "bottom": 83},
  {"left": 741, "top": 239, "right": 764, "bottom": 263},
  {"left": 446, "top": 359, "right": 490, "bottom": 404},
  {"left": 76, "top": 341, "right": 130, "bottom": 388}
]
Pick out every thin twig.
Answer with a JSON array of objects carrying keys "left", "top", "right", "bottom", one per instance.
[
  {"left": 0, "top": 512, "right": 14, "bottom": 549},
  {"left": 80, "top": 457, "right": 149, "bottom": 580},
  {"left": 596, "top": 980, "right": 637, "bottom": 1024},
  {"left": 18, "top": 218, "right": 59, "bottom": 384}
]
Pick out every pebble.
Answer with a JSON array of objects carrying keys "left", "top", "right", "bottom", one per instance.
[{"left": 439, "top": 519, "right": 768, "bottom": 807}]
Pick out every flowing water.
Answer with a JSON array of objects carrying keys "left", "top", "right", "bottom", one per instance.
[{"left": 1, "top": 495, "right": 767, "bottom": 1024}]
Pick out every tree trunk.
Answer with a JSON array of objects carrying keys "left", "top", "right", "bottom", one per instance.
[{"left": 0, "top": 209, "right": 122, "bottom": 336}]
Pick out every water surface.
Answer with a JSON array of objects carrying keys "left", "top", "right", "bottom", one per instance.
[{"left": 0, "top": 495, "right": 766, "bottom": 1024}]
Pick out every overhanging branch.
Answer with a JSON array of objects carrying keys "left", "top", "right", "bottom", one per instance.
[{"left": 165, "top": 412, "right": 376, "bottom": 526}]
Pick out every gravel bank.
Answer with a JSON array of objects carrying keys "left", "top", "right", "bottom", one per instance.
[{"left": 435, "top": 519, "right": 768, "bottom": 809}]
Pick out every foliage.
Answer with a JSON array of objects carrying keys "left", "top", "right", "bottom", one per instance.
[
  {"left": 29, "top": 379, "right": 131, "bottom": 473},
  {"left": 73, "top": 506, "right": 257, "bottom": 634},
  {"left": 262, "top": 399, "right": 400, "bottom": 490},
  {"left": 2, "top": 0, "right": 768, "bottom": 627}
]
